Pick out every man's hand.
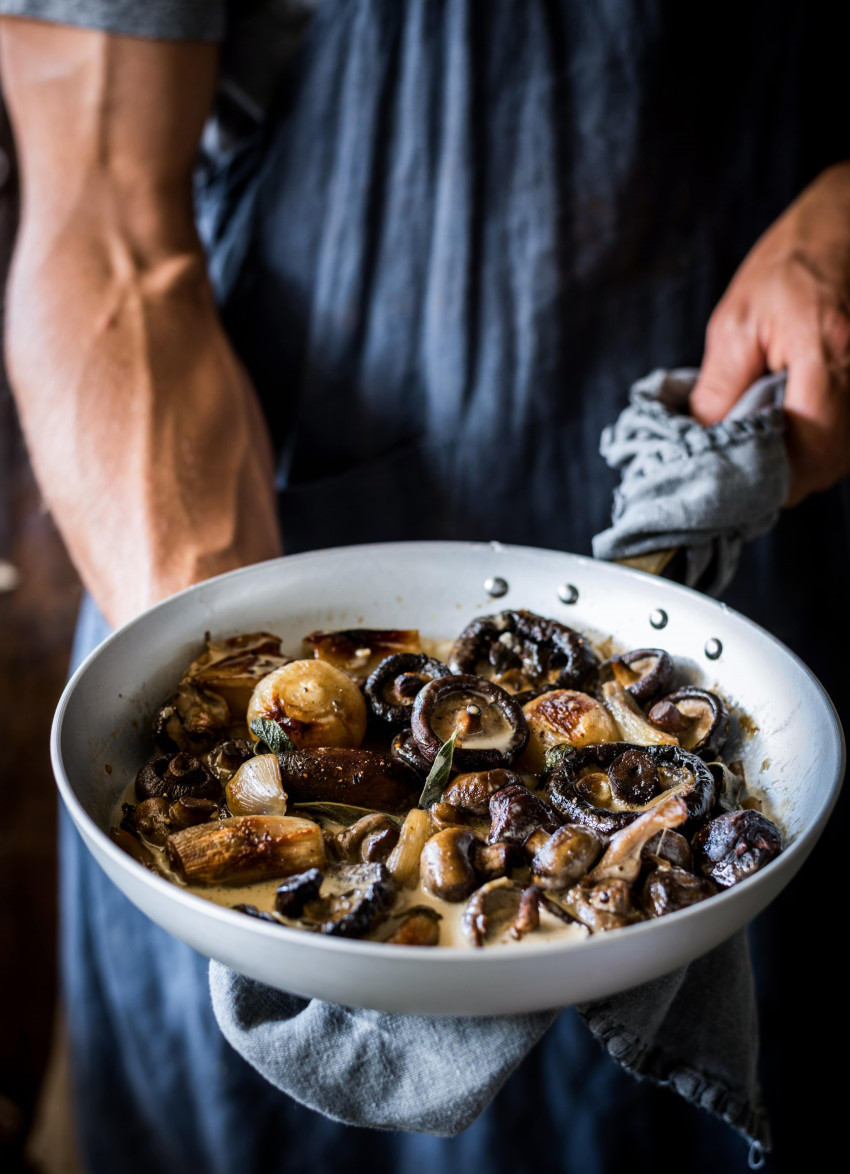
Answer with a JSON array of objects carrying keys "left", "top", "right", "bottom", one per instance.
[
  {"left": 0, "top": 20, "right": 282, "bottom": 627},
  {"left": 690, "top": 163, "right": 850, "bottom": 507}
]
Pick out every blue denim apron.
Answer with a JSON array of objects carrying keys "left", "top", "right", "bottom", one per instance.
[{"left": 63, "top": 2, "right": 849, "bottom": 1170}]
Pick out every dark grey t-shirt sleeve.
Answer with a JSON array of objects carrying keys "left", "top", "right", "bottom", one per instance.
[{"left": 0, "top": 0, "right": 225, "bottom": 41}]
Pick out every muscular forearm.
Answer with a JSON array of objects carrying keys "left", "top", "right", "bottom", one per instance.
[{"left": 0, "top": 21, "right": 281, "bottom": 627}]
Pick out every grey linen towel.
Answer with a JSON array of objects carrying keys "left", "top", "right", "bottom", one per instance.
[
  {"left": 209, "top": 929, "right": 769, "bottom": 1151},
  {"left": 592, "top": 368, "right": 789, "bottom": 594}
]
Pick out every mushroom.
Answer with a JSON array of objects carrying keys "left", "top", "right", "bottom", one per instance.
[
  {"left": 487, "top": 783, "right": 561, "bottom": 846},
  {"left": 390, "top": 729, "right": 433, "bottom": 777},
  {"left": 274, "top": 867, "right": 323, "bottom": 917},
  {"left": 304, "top": 628, "right": 422, "bottom": 686},
  {"left": 546, "top": 742, "right": 716, "bottom": 835},
  {"left": 166, "top": 815, "right": 326, "bottom": 885},
  {"left": 519, "top": 690, "right": 621, "bottom": 773},
  {"left": 365, "top": 653, "right": 453, "bottom": 724},
  {"left": 647, "top": 688, "right": 729, "bottom": 760},
  {"left": 587, "top": 795, "right": 688, "bottom": 885},
  {"left": 336, "top": 813, "right": 400, "bottom": 863},
  {"left": 441, "top": 769, "right": 520, "bottom": 817},
  {"left": 314, "top": 863, "right": 398, "bottom": 938},
  {"left": 109, "top": 827, "right": 158, "bottom": 872},
  {"left": 135, "top": 753, "right": 220, "bottom": 804},
  {"left": 642, "top": 868, "right": 717, "bottom": 917},
  {"left": 248, "top": 660, "right": 368, "bottom": 749},
  {"left": 530, "top": 824, "right": 605, "bottom": 890},
  {"left": 225, "top": 754, "right": 288, "bottom": 817},
  {"left": 461, "top": 878, "right": 539, "bottom": 946},
  {"left": 133, "top": 798, "right": 173, "bottom": 846},
  {"left": 642, "top": 828, "right": 692, "bottom": 871},
  {"left": 562, "top": 878, "right": 644, "bottom": 933},
  {"left": 449, "top": 610, "right": 597, "bottom": 697},
  {"left": 152, "top": 682, "right": 231, "bottom": 755},
  {"left": 601, "top": 681, "right": 679, "bottom": 746},
  {"left": 277, "top": 747, "right": 419, "bottom": 813},
  {"left": 207, "top": 738, "right": 254, "bottom": 784},
  {"left": 385, "top": 906, "right": 442, "bottom": 946},
  {"left": 420, "top": 827, "right": 481, "bottom": 901},
  {"left": 184, "top": 631, "right": 292, "bottom": 716},
  {"left": 609, "top": 648, "right": 673, "bottom": 705},
  {"left": 168, "top": 797, "right": 219, "bottom": 828},
  {"left": 410, "top": 675, "right": 528, "bottom": 771},
  {"left": 691, "top": 810, "right": 782, "bottom": 889}
]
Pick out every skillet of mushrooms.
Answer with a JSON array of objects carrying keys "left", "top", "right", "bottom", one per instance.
[{"left": 112, "top": 614, "right": 782, "bottom": 948}]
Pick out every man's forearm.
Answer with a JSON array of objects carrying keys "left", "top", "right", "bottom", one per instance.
[{"left": 0, "top": 20, "right": 281, "bottom": 627}]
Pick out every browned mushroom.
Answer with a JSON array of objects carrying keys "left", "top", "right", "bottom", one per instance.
[
  {"left": 642, "top": 868, "right": 717, "bottom": 917},
  {"left": 487, "top": 783, "right": 561, "bottom": 846},
  {"left": 133, "top": 798, "right": 173, "bottom": 846},
  {"left": 411, "top": 675, "right": 528, "bottom": 771},
  {"left": 587, "top": 795, "right": 688, "bottom": 885},
  {"left": 336, "top": 813, "right": 400, "bottom": 863},
  {"left": 184, "top": 631, "right": 292, "bottom": 716},
  {"left": 648, "top": 688, "right": 729, "bottom": 760},
  {"left": 314, "top": 863, "right": 398, "bottom": 938},
  {"left": 109, "top": 827, "right": 158, "bottom": 872},
  {"left": 168, "top": 797, "right": 219, "bottom": 828},
  {"left": 390, "top": 729, "right": 433, "bottom": 777},
  {"left": 365, "top": 653, "right": 453, "bottom": 724},
  {"left": 420, "top": 827, "right": 481, "bottom": 901},
  {"left": 441, "top": 769, "right": 520, "bottom": 817},
  {"left": 530, "top": 824, "right": 604, "bottom": 890},
  {"left": 691, "top": 810, "right": 782, "bottom": 889},
  {"left": 153, "top": 682, "right": 232, "bottom": 755},
  {"left": 207, "top": 739, "right": 254, "bottom": 783},
  {"left": 461, "top": 878, "right": 538, "bottom": 946},
  {"left": 642, "top": 828, "right": 692, "bottom": 870},
  {"left": 601, "top": 681, "right": 679, "bottom": 746},
  {"left": 610, "top": 648, "right": 673, "bottom": 704},
  {"left": 135, "top": 753, "right": 221, "bottom": 804},
  {"left": 304, "top": 628, "right": 422, "bottom": 686},
  {"left": 274, "top": 867, "right": 324, "bottom": 917},
  {"left": 449, "top": 610, "right": 597, "bottom": 696},
  {"left": 562, "top": 878, "right": 644, "bottom": 933},
  {"left": 385, "top": 906, "right": 442, "bottom": 946},
  {"left": 277, "top": 747, "right": 419, "bottom": 813}
]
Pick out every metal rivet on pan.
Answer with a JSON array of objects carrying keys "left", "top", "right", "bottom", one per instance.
[
  {"left": 704, "top": 637, "right": 723, "bottom": 660},
  {"left": 557, "top": 583, "right": 579, "bottom": 605},
  {"left": 484, "top": 576, "right": 508, "bottom": 598},
  {"left": 649, "top": 608, "right": 668, "bottom": 630}
]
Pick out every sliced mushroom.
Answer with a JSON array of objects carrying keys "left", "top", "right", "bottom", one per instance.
[
  {"left": 441, "top": 769, "right": 520, "bottom": 817},
  {"left": 691, "top": 810, "right": 782, "bottom": 889},
  {"left": 602, "top": 681, "right": 679, "bottom": 746},
  {"left": 248, "top": 660, "right": 367, "bottom": 750},
  {"left": 411, "top": 675, "right": 528, "bottom": 771},
  {"left": 519, "top": 690, "right": 620, "bottom": 773},
  {"left": 166, "top": 815, "right": 326, "bottom": 885},
  {"left": 336, "top": 813, "right": 400, "bottom": 863},
  {"left": 304, "top": 628, "right": 422, "bottom": 686},
  {"left": 587, "top": 795, "right": 689, "bottom": 885},
  {"left": 184, "top": 631, "right": 291, "bottom": 716},
  {"left": 365, "top": 653, "right": 452, "bottom": 724},
  {"left": 461, "top": 878, "right": 532, "bottom": 946},
  {"left": 133, "top": 798, "right": 173, "bottom": 846},
  {"left": 277, "top": 747, "right": 418, "bottom": 813},
  {"left": 153, "top": 682, "right": 231, "bottom": 754},
  {"left": 546, "top": 742, "right": 716, "bottom": 834},
  {"left": 610, "top": 648, "right": 673, "bottom": 705},
  {"left": 274, "top": 867, "right": 323, "bottom": 917},
  {"left": 648, "top": 688, "right": 729, "bottom": 760},
  {"left": 420, "top": 827, "right": 481, "bottom": 901},
  {"left": 385, "top": 906, "right": 442, "bottom": 946},
  {"left": 487, "top": 783, "right": 561, "bottom": 846},
  {"left": 135, "top": 753, "right": 220, "bottom": 803},
  {"left": 530, "top": 824, "right": 604, "bottom": 890},
  {"left": 207, "top": 739, "right": 254, "bottom": 783},
  {"left": 449, "top": 610, "right": 597, "bottom": 696},
  {"left": 642, "top": 868, "right": 717, "bottom": 917},
  {"left": 562, "top": 878, "right": 645, "bottom": 933}
]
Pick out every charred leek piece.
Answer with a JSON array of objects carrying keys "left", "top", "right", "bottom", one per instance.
[
  {"left": 166, "top": 815, "right": 325, "bottom": 885},
  {"left": 602, "top": 681, "right": 678, "bottom": 746}
]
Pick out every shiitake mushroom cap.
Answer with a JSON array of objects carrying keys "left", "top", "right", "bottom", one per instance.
[
  {"left": 410, "top": 675, "right": 528, "bottom": 771},
  {"left": 691, "top": 810, "right": 782, "bottom": 889},
  {"left": 365, "top": 653, "right": 452, "bottom": 724},
  {"left": 648, "top": 687, "right": 729, "bottom": 759},
  {"left": 449, "top": 610, "right": 597, "bottom": 696},
  {"left": 135, "top": 753, "right": 220, "bottom": 803},
  {"left": 487, "top": 783, "right": 561, "bottom": 846},
  {"left": 546, "top": 742, "right": 716, "bottom": 835},
  {"left": 610, "top": 648, "right": 673, "bottom": 705},
  {"left": 642, "top": 867, "right": 717, "bottom": 916}
]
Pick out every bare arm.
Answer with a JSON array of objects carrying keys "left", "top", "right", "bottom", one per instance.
[{"left": 0, "top": 19, "right": 281, "bottom": 628}]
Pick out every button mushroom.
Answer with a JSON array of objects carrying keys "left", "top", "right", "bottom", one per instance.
[
  {"left": 530, "top": 824, "right": 605, "bottom": 890},
  {"left": 207, "top": 738, "right": 254, "bottom": 783},
  {"left": 648, "top": 688, "right": 729, "bottom": 760},
  {"left": 642, "top": 868, "right": 717, "bottom": 917},
  {"left": 519, "top": 690, "right": 620, "bottom": 773},
  {"left": 304, "top": 628, "right": 422, "bottom": 686},
  {"left": 487, "top": 783, "right": 561, "bottom": 846},
  {"left": 642, "top": 828, "right": 692, "bottom": 871},
  {"left": 691, "top": 810, "right": 782, "bottom": 889},
  {"left": 248, "top": 660, "right": 368, "bottom": 750},
  {"left": 609, "top": 648, "right": 674, "bottom": 705},
  {"left": 335, "top": 813, "right": 400, "bottom": 863},
  {"left": 441, "top": 769, "right": 520, "bottom": 817},
  {"left": 449, "top": 610, "right": 597, "bottom": 697},
  {"left": 277, "top": 747, "right": 418, "bottom": 813},
  {"left": 135, "top": 753, "right": 220, "bottom": 804},
  {"left": 461, "top": 878, "right": 542, "bottom": 946},
  {"left": 420, "top": 827, "right": 481, "bottom": 902},
  {"left": 385, "top": 906, "right": 442, "bottom": 946},
  {"left": 365, "top": 653, "right": 452, "bottom": 724},
  {"left": 546, "top": 742, "right": 716, "bottom": 835},
  {"left": 562, "top": 878, "right": 645, "bottom": 933},
  {"left": 410, "top": 675, "right": 528, "bottom": 771}
]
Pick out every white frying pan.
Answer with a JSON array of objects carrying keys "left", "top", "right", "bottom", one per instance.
[{"left": 51, "top": 542, "right": 844, "bottom": 1015}]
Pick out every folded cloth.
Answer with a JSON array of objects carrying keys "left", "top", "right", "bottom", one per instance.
[
  {"left": 209, "top": 928, "right": 769, "bottom": 1150},
  {"left": 592, "top": 369, "right": 789, "bottom": 594}
]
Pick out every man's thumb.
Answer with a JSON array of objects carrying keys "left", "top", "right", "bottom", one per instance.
[{"left": 690, "top": 317, "right": 765, "bottom": 425}]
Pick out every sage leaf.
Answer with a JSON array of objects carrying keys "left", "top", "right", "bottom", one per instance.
[
  {"left": 418, "top": 730, "right": 457, "bottom": 810},
  {"left": 249, "top": 717, "right": 297, "bottom": 755},
  {"left": 292, "top": 801, "right": 405, "bottom": 828}
]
